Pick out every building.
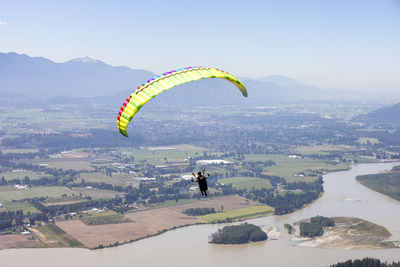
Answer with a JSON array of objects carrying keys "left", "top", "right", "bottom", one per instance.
[
  {"left": 134, "top": 177, "right": 156, "bottom": 183},
  {"left": 14, "top": 184, "right": 28, "bottom": 190},
  {"left": 196, "top": 159, "right": 232, "bottom": 165},
  {"left": 181, "top": 174, "right": 194, "bottom": 181}
]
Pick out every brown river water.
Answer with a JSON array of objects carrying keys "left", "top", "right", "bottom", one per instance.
[{"left": 1, "top": 162, "right": 400, "bottom": 267}]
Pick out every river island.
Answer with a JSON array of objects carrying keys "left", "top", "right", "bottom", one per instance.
[{"left": 294, "top": 216, "right": 400, "bottom": 249}]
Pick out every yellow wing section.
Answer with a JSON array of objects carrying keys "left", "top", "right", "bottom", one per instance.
[{"left": 117, "top": 66, "right": 247, "bottom": 137}]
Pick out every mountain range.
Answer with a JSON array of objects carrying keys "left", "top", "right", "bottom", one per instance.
[
  {"left": 0, "top": 52, "right": 154, "bottom": 99},
  {"left": 0, "top": 52, "right": 361, "bottom": 106}
]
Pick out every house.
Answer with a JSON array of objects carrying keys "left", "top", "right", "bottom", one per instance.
[
  {"left": 14, "top": 184, "right": 28, "bottom": 190},
  {"left": 189, "top": 185, "right": 199, "bottom": 192},
  {"left": 181, "top": 175, "right": 194, "bottom": 181}
]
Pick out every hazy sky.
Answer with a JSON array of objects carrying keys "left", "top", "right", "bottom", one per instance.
[{"left": 0, "top": 0, "right": 399, "bottom": 92}]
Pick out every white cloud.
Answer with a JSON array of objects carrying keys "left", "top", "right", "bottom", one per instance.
[{"left": 0, "top": 21, "right": 7, "bottom": 26}]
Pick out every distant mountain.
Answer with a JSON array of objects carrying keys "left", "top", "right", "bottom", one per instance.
[
  {"left": 115, "top": 74, "right": 355, "bottom": 107},
  {"left": 354, "top": 103, "right": 400, "bottom": 123},
  {"left": 115, "top": 76, "right": 353, "bottom": 108},
  {"left": 257, "top": 75, "right": 301, "bottom": 87},
  {"left": 0, "top": 52, "right": 154, "bottom": 98},
  {"left": 0, "top": 52, "right": 356, "bottom": 106}
]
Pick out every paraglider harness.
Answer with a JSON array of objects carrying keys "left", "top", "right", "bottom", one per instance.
[{"left": 192, "top": 169, "right": 210, "bottom": 196}]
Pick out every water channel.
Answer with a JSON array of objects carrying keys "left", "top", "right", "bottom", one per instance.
[{"left": 1, "top": 162, "right": 400, "bottom": 267}]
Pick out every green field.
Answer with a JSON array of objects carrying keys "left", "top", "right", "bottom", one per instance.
[
  {"left": 342, "top": 153, "right": 378, "bottom": 163},
  {"left": 41, "top": 196, "right": 87, "bottom": 206},
  {"left": 79, "top": 172, "right": 116, "bottom": 184},
  {"left": 118, "top": 145, "right": 205, "bottom": 164},
  {"left": 0, "top": 170, "right": 52, "bottom": 181},
  {"left": 0, "top": 186, "right": 75, "bottom": 201},
  {"left": 71, "top": 187, "right": 121, "bottom": 199},
  {"left": 35, "top": 161, "right": 95, "bottom": 171},
  {"left": 198, "top": 205, "right": 274, "bottom": 223},
  {"left": 293, "top": 145, "right": 352, "bottom": 155},
  {"left": 146, "top": 197, "right": 218, "bottom": 209},
  {"left": 0, "top": 108, "right": 109, "bottom": 133},
  {"left": 36, "top": 223, "right": 84, "bottom": 247},
  {"left": 79, "top": 172, "right": 137, "bottom": 186},
  {"left": 81, "top": 211, "right": 131, "bottom": 225},
  {"left": 218, "top": 177, "right": 271, "bottom": 190},
  {"left": 244, "top": 154, "right": 349, "bottom": 182},
  {"left": 1, "top": 148, "right": 39, "bottom": 154},
  {"left": 1, "top": 200, "right": 40, "bottom": 213}
]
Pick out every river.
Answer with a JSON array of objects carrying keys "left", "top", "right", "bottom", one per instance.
[{"left": 1, "top": 162, "right": 400, "bottom": 267}]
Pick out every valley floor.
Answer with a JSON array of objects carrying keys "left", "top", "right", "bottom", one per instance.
[{"left": 0, "top": 195, "right": 272, "bottom": 249}]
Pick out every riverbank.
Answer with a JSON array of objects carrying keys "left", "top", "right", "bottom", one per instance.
[
  {"left": 0, "top": 195, "right": 274, "bottom": 250},
  {"left": 356, "top": 165, "right": 400, "bottom": 202},
  {"left": 295, "top": 217, "right": 400, "bottom": 249},
  {"left": 2, "top": 162, "right": 399, "bottom": 251},
  {"left": 2, "top": 162, "right": 400, "bottom": 267}
]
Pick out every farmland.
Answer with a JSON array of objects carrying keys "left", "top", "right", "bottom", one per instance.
[
  {"left": 81, "top": 210, "right": 131, "bottom": 225},
  {"left": 0, "top": 186, "right": 75, "bottom": 201},
  {"left": 1, "top": 200, "right": 40, "bottom": 213},
  {"left": 78, "top": 172, "right": 136, "bottom": 186},
  {"left": 245, "top": 154, "right": 349, "bottom": 182},
  {"left": 197, "top": 205, "right": 274, "bottom": 223},
  {"left": 218, "top": 177, "right": 272, "bottom": 190},
  {"left": 37, "top": 161, "right": 95, "bottom": 171},
  {"left": 0, "top": 170, "right": 52, "bottom": 180},
  {"left": 118, "top": 144, "right": 205, "bottom": 164},
  {"left": 55, "top": 195, "right": 266, "bottom": 248},
  {"left": 0, "top": 101, "right": 399, "bottom": 250},
  {"left": 71, "top": 187, "right": 122, "bottom": 199},
  {"left": 35, "top": 224, "right": 84, "bottom": 248},
  {"left": 0, "top": 234, "right": 41, "bottom": 249}
]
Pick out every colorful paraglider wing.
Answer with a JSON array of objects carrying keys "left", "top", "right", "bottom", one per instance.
[{"left": 117, "top": 66, "right": 247, "bottom": 137}]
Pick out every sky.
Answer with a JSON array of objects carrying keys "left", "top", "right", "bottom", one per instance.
[{"left": 0, "top": 0, "right": 399, "bottom": 93}]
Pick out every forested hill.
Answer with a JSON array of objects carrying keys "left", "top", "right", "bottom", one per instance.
[
  {"left": 354, "top": 103, "right": 400, "bottom": 124},
  {"left": 356, "top": 166, "right": 400, "bottom": 201}
]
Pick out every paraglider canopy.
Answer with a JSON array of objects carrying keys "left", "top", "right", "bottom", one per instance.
[{"left": 117, "top": 66, "right": 247, "bottom": 137}]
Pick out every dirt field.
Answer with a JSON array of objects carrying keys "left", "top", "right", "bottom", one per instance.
[
  {"left": 56, "top": 195, "right": 263, "bottom": 248},
  {"left": 0, "top": 234, "right": 41, "bottom": 249},
  {"left": 168, "top": 195, "right": 260, "bottom": 213},
  {"left": 57, "top": 208, "right": 197, "bottom": 248}
]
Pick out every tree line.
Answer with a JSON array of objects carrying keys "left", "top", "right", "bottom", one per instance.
[
  {"left": 246, "top": 177, "right": 324, "bottom": 215},
  {"left": 29, "top": 197, "right": 123, "bottom": 217},
  {"left": 329, "top": 258, "right": 400, "bottom": 267},
  {"left": 0, "top": 210, "right": 48, "bottom": 231},
  {"left": 183, "top": 207, "right": 216, "bottom": 216}
]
